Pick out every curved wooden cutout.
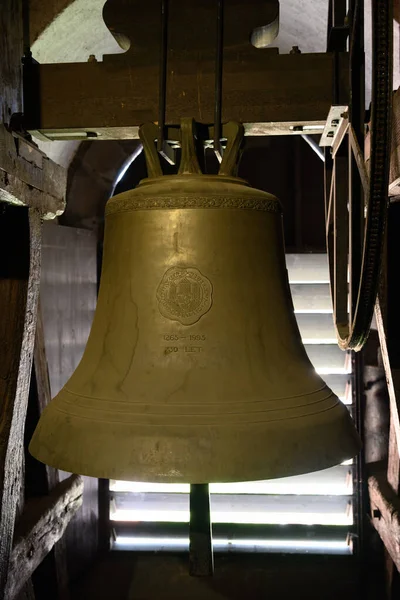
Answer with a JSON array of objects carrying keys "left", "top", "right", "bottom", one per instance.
[
  {"left": 251, "top": 9, "right": 279, "bottom": 48},
  {"left": 102, "top": 0, "right": 279, "bottom": 61}
]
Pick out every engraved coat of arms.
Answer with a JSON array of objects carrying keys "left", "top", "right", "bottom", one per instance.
[{"left": 156, "top": 267, "right": 213, "bottom": 325}]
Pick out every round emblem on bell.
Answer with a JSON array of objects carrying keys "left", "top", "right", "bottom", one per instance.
[{"left": 156, "top": 266, "right": 213, "bottom": 325}]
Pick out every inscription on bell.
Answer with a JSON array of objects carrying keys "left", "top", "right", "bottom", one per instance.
[{"left": 157, "top": 267, "right": 213, "bottom": 325}]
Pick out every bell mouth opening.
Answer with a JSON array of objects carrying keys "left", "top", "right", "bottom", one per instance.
[{"left": 137, "top": 174, "right": 250, "bottom": 187}]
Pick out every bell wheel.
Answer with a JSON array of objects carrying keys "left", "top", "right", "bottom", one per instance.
[{"left": 324, "top": 0, "right": 393, "bottom": 351}]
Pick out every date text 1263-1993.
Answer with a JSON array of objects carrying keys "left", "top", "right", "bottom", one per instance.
[
  {"left": 163, "top": 334, "right": 206, "bottom": 355},
  {"left": 163, "top": 334, "right": 206, "bottom": 341}
]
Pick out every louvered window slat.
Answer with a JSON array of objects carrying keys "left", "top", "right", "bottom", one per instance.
[
  {"left": 112, "top": 253, "right": 355, "bottom": 555},
  {"left": 111, "top": 493, "right": 352, "bottom": 526},
  {"left": 113, "top": 524, "right": 352, "bottom": 554},
  {"left": 111, "top": 464, "right": 352, "bottom": 495},
  {"left": 291, "top": 283, "right": 332, "bottom": 312}
]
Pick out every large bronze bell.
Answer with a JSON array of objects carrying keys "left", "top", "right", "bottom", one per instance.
[{"left": 29, "top": 119, "right": 361, "bottom": 483}]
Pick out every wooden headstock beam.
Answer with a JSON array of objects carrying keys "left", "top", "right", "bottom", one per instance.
[{"left": 23, "top": 0, "right": 349, "bottom": 141}]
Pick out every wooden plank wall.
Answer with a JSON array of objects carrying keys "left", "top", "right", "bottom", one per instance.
[
  {"left": 0, "top": 2, "right": 43, "bottom": 596},
  {"left": 0, "top": 0, "right": 23, "bottom": 124},
  {"left": 389, "top": 90, "right": 400, "bottom": 197},
  {"left": 39, "top": 222, "right": 98, "bottom": 582},
  {"left": 0, "top": 207, "right": 41, "bottom": 599}
]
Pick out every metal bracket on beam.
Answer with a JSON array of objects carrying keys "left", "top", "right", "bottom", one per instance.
[{"left": 319, "top": 105, "right": 348, "bottom": 147}]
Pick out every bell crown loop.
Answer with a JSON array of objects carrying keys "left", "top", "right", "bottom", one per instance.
[
  {"left": 139, "top": 118, "right": 245, "bottom": 178},
  {"left": 109, "top": 119, "right": 280, "bottom": 217}
]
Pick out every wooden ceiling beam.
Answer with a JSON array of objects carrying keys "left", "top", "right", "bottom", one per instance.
[
  {"left": 23, "top": 0, "right": 348, "bottom": 141},
  {"left": 0, "top": 126, "right": 66, "bottom": 218},
  {"left": 24, "top": 52, "right": 348, "bottom": 142}
]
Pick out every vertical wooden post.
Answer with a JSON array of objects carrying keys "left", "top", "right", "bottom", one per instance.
[
  {"left": 0, "top": 0, "right": 23, "bottom": 125},
  {"left": 189, "top": 484, "right": 214, "bottom": 577},
  {"left": 373, "top": 202, "right": 400, "bottom": 597},
  {"left": 384, "top": 203, "right": 400, "bottom": 598},
  {"left": 16, "top": 581, "right": 35, "bottom": 600},
  {"left": 98, "top": 479, "right": 111, "bottom": 555},
  {"left": 0, "top": 207, "right": 41, "bottom": 598},
  {"left": 22, "top": 301, "right": 70, "bottom": 599}
]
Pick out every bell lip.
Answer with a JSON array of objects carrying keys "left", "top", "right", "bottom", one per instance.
[
  {"left": 28, "top": 396, "right": 361, "bottom": 484},
  {"left": 137, "top": 174, "right": 250, "bottom": 187},
  {"left": 29, "top": 436, "right": 361, "bottom": 484}
]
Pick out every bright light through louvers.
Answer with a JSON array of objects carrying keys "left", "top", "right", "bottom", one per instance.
[
  {"left": 316, "top": 366, "right": 351, "bottom": 375},
  {"left": 114, "top": 536, "right": 351, "bottom": 554},
  {"left": 110, "top": 462, "right": 354, "bottom": 495},
  {"left": 288, "top": 280, "right": 330, "bottom": 285},
  {"left": 110, "top": 509, "right": 352, "bottom": 526},
  {"left": 295, "top": 309, "right": 333, "bottom": 314},
  {"left": 301, "top": 338, "right": 338, "bottom": 344},
  {"left": 110, "top": 473, "right": 353, "bottom": 496},
  {"left": 289, "top": 125, "right": 326, "bottom": 132},
  {"left": 340, "top": 396, "right": 351, "bottom": 405}
]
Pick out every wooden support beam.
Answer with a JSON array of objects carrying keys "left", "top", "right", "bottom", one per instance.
[
  {"left": 386, "top": 419, "right": 400, "bottom": 596},
  {"left": 0, "top": 0, "right": 68, "bottom": 595},
  {"left": 0, "top": 207, "right": 41, "bottom": 599},
  {"left": 389, "top": 90, "right": 400, "bottom": 197},
  {"left": 374, "top": 203, "right": 400, "bottom": 468},
  {"left": 23, "top": 0, "right": 349, "bottom": 142},
  {"left": 5, "top": 475, "right": 83, "bottom": 600},
  {"left": 25, "top": 0, "right": 348, "bottom": 140},
  {"left": 365, "top": 89, "right": 400, "bottom": 198},
  {"left": 189, "top": 484, "right": 213, "bottom": 578},
  {"left": 30, "top": 302, "right": 60, "bottom": 491},
  {"left": 21, "top": 302, "right": 71, "bottom": 599},
  {"left": 0, "top": 0, "right": 22, "bottom": 124},
  {"left": 369, "top": 471, "right": 400, "bottom": 573},
  {"left": 372, "top": 198, "right": 400, "bottom": 591},
  {"left": 24, "top": 52, "right": 348, "bottom": 141},
  {"left": 98, "top": 479, "right": 111, "bottom": 555},
  {"left": 15, "top": 582, "right": 35, "bottom": 600},
  {"left": 0, "top": 127, "right": 67, "bottom": 219}
]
